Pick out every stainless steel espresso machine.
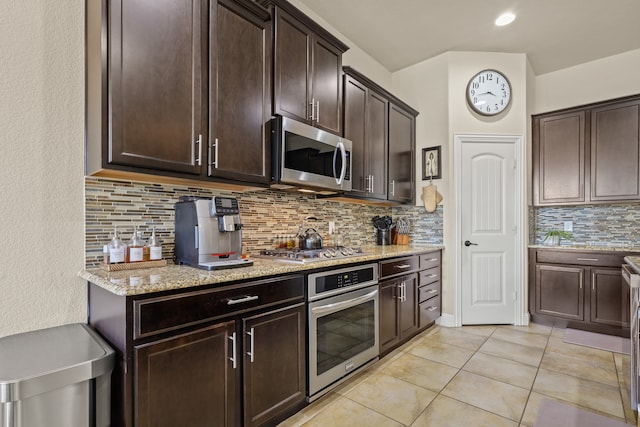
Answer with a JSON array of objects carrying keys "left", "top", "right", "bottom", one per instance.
[{"left": 174, "top": 196, "right": 253, "bottom": 270}]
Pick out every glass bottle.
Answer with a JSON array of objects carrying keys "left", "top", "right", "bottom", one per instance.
[
  {"left": 147, "top": 227, "right": 162, "bottom": 261},
  {"left": 107, "top": 227, "right": 125, "bottom": 264},
  {"left": 128, "top": 226, "right": 144, "bottom": 263}
]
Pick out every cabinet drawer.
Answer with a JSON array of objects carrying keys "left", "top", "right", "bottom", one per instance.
[
  {"left": 419, "top": 251, "right": 441, "bottom": 270},
  {"left": 419, "top": 296, "right": 440, "bottom": 327},
  {"left": 419, "top": 267, "right": 440, "bottom": 286},
  {"left": 380, "top": 256, "right": 419, "bottom": 279},
  {"left": 536, "top": 250, "right": 624, "bottom": 267},
  {"left": 418, "top": 281, "right": 440, "bottom": 302},
  {"left": 133, "top": 275, "right": 304, "bottom": 340}
]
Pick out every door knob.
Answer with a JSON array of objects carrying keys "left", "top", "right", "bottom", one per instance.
[{"left": 464, "top": 240, "right": 478, "bottom": 247}]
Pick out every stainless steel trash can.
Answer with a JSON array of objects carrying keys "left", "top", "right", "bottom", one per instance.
[{"left": 0, "top": 323, "right": 114, "bottom": 427}]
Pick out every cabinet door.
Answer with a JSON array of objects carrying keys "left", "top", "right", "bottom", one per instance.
[
  {"left": 134, "top": 321, "right": 238, "bottom": 427},
  {"left": 109, "top": 0, "right": 204, "bottom": 174},
  {"left": 243, "top": 304, "right": 306, "bottom": 427},
  {"left": 535, "top": 265, "right": 585, "bottom": 320},
  {"left": 590, "top": 267, "right": 631, "bottom": 328},
  {"left": 590, "top": 100, "right": 640, "bottom": 201},
  {"left": 311, "top": 37, "right": 343, "bottom": 134},
  {"left": 367, "top": 91, "right": 389, "bottom": 200},
  {"left": 209, "top": 0, "right": 271, "bottom": 183},
  {"left": 398, "top": 273, "right": 419, "bottom": 339},
  {"left": 388, "top": 103, "right": 415, "bottom": 203},
  {"left": 273, "top": 8, "right": 311, "bottom": 123},
  {"left": 379, "top": 279, "right": 400, "bottom": 354},
  {"left": 533, "top": 111, "right": 587, "bottom": 205},
  {"left": 343, "top": 75, "right": 368, "bottom": 194}
]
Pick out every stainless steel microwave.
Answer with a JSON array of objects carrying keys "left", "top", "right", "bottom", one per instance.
[{"left": 270, "top": 116, "right": 352, "bottom": 194}]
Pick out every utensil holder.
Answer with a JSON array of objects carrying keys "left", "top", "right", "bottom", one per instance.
[{"left": 376, "top": 229, "right": 392, "bottom": 245}]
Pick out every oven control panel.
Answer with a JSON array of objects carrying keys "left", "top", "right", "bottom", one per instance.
[{"left": 308, "top": 263, "right": 379, "bottom": 301}]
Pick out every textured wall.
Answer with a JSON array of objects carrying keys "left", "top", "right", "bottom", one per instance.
[
  {"left": 0, "top": 1, "right": 86, "bottom": 337},
  {"left": 85, "top": 177, "right": 444, "bottom": 267}
]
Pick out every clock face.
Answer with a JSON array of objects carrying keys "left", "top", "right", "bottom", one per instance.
[{"left": 466, "top": 69, "right": 512, "bottom": 116}]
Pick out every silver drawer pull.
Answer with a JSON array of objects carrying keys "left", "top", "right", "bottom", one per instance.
[
  {"left": 394, "top": 264, "right": 412, "bottom": 269},
  {"left": 576, "top": 258, "right": 598, "bottom": 261},
  {"left": 426, "top": 258, "right": 438, "bottom": 262},
  {"left": 227, "top": 295, "right": 259, "bottom": 305},
  {"left": 427, "top": 289, "right": 438, "bottom": 294},
  {"left": 426, "top": 306, "right": 438, "bottom": 312},
  {"left": 426, "top": 274, "right": 438, "bottom": 278}
]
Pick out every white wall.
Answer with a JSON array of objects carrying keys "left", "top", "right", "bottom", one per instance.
[
  {"left": 392, "top": 52, "right": 529, "bottom": 322},
  {"left": 535, "top": 48, "right": 640, "bottom": 114},
  {"left": 0, "top": 1, "right": 86, "bottom": 337}
]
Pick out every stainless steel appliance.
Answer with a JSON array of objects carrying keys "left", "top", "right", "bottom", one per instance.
[
  {"left": 270, "top": 115, "right": 352, "bottom": 194},
  {"left": 174, "top": 196, "right": 253, "bottom": 270},
  {"left": 622, "top": 259, "right": 640, "bottom": 412},
  {"left": 259, "top": 246, "right": 367, "bottom": 264},
  {"left": 307, "top": 263, "right": 379, "bottom": 400}
]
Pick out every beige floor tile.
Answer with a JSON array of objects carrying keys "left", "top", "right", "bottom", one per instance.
[
  {"left": 296, "top": 391, "right": 341, "bottom": 420},
  {"left": 441, "top": 370, "right": 529, "bottom": 421},
  {"left": 428, "top": 327, "right": 489, "bottom": 351},
  {"left": 532, "top": 368, "right": 625, "bottom": 419},
  {"left": 301, "top": 396, "right": 403, "bottom": 427},
  {"left": 540, "top": 349, "right": 619, "bottom": 387},
  {"left": 551, "top": 327, "right": 565, "bottom": 339},
  {"left": 345, "top": 373, "right": 437, "bottom": 425},
  {"left": 546, "top": 336, "right": 615, "bottom": 365},
  {"left": 491, "top": 327, "right": 550, "bottom": 349},
  {"left": 332, "top": 365, "right": 378, "bottom": 396},
  {"left": 614, "top": 353, "right": 636, "bottom": 424},
  {"left": 458, "top": 325, "right": 497, "bottom": 338},
  {"left": 479, "top": 337, "right": 545, "bottom": 367},
  {"left": 504, "top": 323, "right": 553, "bottom": 336},
  {"left": 408, "top": 339, "right": 475, "bottom": 368},
  {"left": 520, "top": 392, "right": 554, "bottom": 427},
  {"left": 381, "top": 352, "right": 459, "bottom": 392},
  {"left": 411, "top": 395, "right": 518, "bottom": 427},
  {"left": 277, "top": 411, "right": 310, "bottom": 427},
  {"left": 463, "top": 351, "right": 538, "bottom": 390}
]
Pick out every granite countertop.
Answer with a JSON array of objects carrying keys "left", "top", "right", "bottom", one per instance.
[
  {"left": 529, "top": 244, "right": 640, "bottom": 253},
  {"left": 79, "top": 245, "right": 444, "bottom": 296}
]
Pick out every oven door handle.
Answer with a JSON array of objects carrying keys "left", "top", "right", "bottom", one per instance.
[{"left": 311, "top": 289, "right": 378, "bottom": 315}]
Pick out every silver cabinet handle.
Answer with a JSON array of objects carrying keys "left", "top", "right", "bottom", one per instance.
[
  {"left": 370, "top": 175, "right": 374, "bottom": 193},
  {"left": 427, "top": 289, "right": 438, "bottom": 294},
  {"left": 394, "top": 264, "right": 412, "bottom": 269},
  {"left": 427, "top": 258, "right": 438, "bottom": 262},
  {"left": 426, "top": 274, "right": 438, "bottom": 278},
  {"left": 426, "top": 306, "right": 438, "bottom": 312},
  {"left": 227, "top": 295, "right": 259, "bottom": 305},
  {"left": 229, "top": 332, "right": 237, "bottom": 369},
  {"left": 390, "top": 180, "right": 395, "bottom": 196},
  {"left": 309, "top": 98, "right": 315, "bottom": 121},
  {"left": 246, "top": 327, "right": 254, "bottom": 363},
  {"left": 195, "top": 134, "right": 202, "bottom": 166},
  {"left": 316, "top": 100, "right": 320, "bottom": 123},
  {"left": 577, "top": 258, "right": 598, "bottom": 261}
]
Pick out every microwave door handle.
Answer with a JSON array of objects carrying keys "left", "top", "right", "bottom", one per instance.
[{"left": 333, "top": 142, "right": 347, "bottom": 185}]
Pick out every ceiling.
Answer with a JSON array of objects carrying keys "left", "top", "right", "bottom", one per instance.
[{"left": 296, "top": 0, "right": 640, "bottom": 75}]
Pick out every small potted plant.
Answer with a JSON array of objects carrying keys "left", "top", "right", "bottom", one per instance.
[{"left": 543, "top": 229, "right": 573, "bottom": 246}]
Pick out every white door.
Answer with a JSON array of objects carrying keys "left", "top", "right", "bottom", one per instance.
[{"left": 460, "top": 138, "right": 518, "bottom": 324}]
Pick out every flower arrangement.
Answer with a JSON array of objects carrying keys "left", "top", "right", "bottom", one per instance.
[{"left": 543, "top": 229, "right": 573, "bottom": 246}]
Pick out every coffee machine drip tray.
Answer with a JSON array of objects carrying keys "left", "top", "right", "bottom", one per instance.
[{"left": 198, "top": 259, "right": 254, "bottom": 270}]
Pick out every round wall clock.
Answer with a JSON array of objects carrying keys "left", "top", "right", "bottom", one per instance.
[{"left": 466, "top": 69, "right": 512, "bottom": 116}]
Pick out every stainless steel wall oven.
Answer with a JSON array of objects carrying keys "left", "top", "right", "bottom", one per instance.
[{"left": 306, "top": 263, "right": 379, "bottom": 400}]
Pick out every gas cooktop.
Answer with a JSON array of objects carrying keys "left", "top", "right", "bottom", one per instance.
[{"left": 258, "top": 246, "right": 368, "bottom": 263}]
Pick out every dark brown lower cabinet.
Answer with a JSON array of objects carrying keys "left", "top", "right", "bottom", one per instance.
[
  {"left": 89, "top": 274, "right": 306, "bottom": 427},
  {"left": 243, "top": 305, "right": 306, "bottom": 427},
  {"left": 529, "top": 248, "right": 633, "bottom": 336},
  {"left": 135, "top": 322, "right": 238, "bottom": 427},
  {"left": 379, "top": 273, "right": 418, "bottom": 355}
]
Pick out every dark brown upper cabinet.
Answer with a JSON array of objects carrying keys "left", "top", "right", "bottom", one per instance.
[
  {"left": 209, "top": 0, "right": 272, "bottom": 184},
  {"left": 260, "top": 0, "right": 348, "bottom": 135},
  {"left": 86, "top": 0, "right": 272, "bottom": 186},
  {"left": 342, "top": 67, "right": 418, "bottom": 204},
  {"left": 532, "top": 94, "right": 640, "bottom": 206}
]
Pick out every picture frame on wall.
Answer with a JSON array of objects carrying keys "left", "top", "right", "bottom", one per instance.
[{"left": 422, "top": 146, "right": 441, "bottom": 180}]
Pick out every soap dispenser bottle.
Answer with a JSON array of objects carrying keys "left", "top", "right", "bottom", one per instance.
[
  {"left": 107, "top": 227, "right": 125, "bottom": 264},
  {"left": 147, "top": 226, "right": 163, "bottom": 261}
]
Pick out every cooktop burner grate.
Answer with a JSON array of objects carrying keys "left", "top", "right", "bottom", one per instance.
[{"left": 258, "top": 246, "right": 366, "bottom": 263}]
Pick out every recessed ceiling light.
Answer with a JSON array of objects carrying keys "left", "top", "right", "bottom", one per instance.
[{"left": 495, "top": 12, "right": 516, "bottom": 26}]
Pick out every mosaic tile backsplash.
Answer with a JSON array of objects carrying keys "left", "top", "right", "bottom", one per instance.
[
  {"left": 533, "top": 204, "right": 640, "bottom": 247},
  {"left": 85, "top": 177, "right": 444, "bottom": 267}
]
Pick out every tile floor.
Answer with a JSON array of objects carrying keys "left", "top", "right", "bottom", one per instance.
[{"left": 278, "top": 324, "right": 636, "bottom": 427}]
